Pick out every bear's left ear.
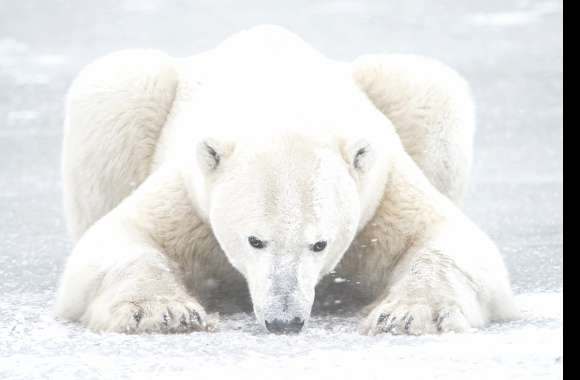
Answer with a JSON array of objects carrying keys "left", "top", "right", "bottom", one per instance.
[
  {"left": 197, "top": 138, "right": 234, "bottom": 174},
  {"left": 343, "top": 140, "right": 376, "bottom": 174}
]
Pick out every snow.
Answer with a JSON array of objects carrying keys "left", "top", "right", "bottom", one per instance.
[
  {"left": 0, "top": 292, "right": 563, "bottom": 379},
  {"left": 0, "top": 0, "right": 562, "bottom": 379},
  {"left": 468, "top": 2, "right": 563, "bottom": 27}
]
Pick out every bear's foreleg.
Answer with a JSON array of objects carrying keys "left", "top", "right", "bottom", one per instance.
[
  {"left": 55, "top": 215, "right": 211, "bottom": 334},
  {"left": 359, "top": 224, "right": 518, "bottom": 336},
  {"left": 360, "top": 246, "right": 479, "bottom": 335}
]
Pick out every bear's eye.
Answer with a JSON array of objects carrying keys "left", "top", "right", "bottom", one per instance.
[
  {"left": 310, "top": 241, "right": 328, "bottom": 253},
  {"left": 248, "top": 236, "right": 267, "bottom": 249}
]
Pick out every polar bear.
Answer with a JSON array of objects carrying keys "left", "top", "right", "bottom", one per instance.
[{"left": 55, "top": 25, "right": 518, "bottom": 335}]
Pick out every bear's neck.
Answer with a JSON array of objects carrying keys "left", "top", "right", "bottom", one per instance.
[
  {"left": 378, "top": 153, "right": 448, "bottom": 249},
  {"left": 338, "top": 151, "right": 450, "bottom": 297},
  {"left": 125, "top": 168, "right": 211, "bottom": 257}
]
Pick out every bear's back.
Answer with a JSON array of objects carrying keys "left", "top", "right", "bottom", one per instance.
[{"left": 155, "top": 26, "right": 392, "bottom": 168}]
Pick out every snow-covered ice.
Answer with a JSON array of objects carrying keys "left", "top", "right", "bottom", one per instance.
[
  {"left": 0, "top": 0, "right": 562, "bottom": 379},
  {"left": 0, "top": 291, "right": 564, "bottom": 380}
]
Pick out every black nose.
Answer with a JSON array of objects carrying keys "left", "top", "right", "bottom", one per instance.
[{"left": 265, "top": 317, "right": 305, "bottom": 334}]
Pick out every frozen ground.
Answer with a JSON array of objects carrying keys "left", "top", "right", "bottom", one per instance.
[{"left": 0, "top": 0, "right": 563, "bottom": 379}]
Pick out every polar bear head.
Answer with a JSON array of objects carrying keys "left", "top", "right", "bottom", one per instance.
[
  {"left": 194, "top": 131, "right": 385, "bottom": 334},
  {"left": 182, "top": 40, "right": 393, "bottom": 333}
]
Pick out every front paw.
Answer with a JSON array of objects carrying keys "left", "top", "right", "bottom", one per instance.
[
  {"left": 361, "top": 300, "right": 470, "bottom": 336},
  {"left": 98, "top": 298, "right": 214, "bottom": 334}
]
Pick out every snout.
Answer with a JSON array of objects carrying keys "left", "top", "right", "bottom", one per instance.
[
  {"left": 265, "top": 317, "right": 305, "bottom": 334},
  {"left": 246, "top": 258, "right": 317, "bottom": 335}
]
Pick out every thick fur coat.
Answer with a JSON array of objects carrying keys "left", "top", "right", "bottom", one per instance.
[{"left": 56, "top": 26, "right": 518, "bottom": 335}]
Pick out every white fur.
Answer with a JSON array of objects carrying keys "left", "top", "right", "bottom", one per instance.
[{"left": 56, "top": 25, "right": 518, "bottom": 335}]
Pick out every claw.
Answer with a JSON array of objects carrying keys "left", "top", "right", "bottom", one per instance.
[
  {"left": 377, "top": 313, "right": 390, "bottom": 324},
  {"left": 188, "top": 309, "right": 202, "bottom": 327},
  {"left": 436, "top": 311, "right": 450, "bottom": 332},
  {"left": 179, "top": 315, "right": 189, "bottom": 328},
  {"left": 162, "top": 313, "right": 170, "bottom": 329},
  {"left": 404, "top": 315, "right": 414, "bottom": 332},
  {"left": 133, "top": 310, "right": 144, "bottom": 325},
  {"left": 384, "top": 316, "right": 398, "bottom": 333}
]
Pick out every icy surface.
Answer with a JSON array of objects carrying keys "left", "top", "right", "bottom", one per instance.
[{"left": 0, "top": 0, "right": 562, "bottom": 379}]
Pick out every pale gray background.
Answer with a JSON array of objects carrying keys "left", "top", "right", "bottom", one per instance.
[{"left": 0, "top": 1, "right": 563, "bottom": 379}]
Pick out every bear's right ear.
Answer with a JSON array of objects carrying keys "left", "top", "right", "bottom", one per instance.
[{"left": 196, "top": 138, "right": 234, "bottom": 174}]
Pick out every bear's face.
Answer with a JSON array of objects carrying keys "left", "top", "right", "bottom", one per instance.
[{"left": 195, "top": 135, "right": 375, "bottom": 333}]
